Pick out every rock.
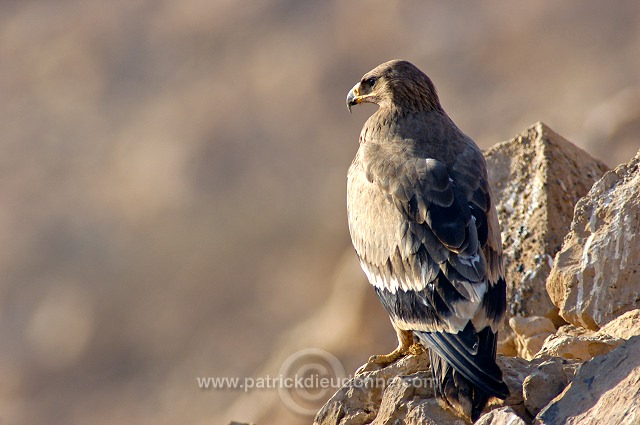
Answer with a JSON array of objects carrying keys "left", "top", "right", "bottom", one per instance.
[
  {"left": 497, "top": 355, "right": 580, "bottom": 421},
  {"left": 509, "top": 316, "right": 556, "bottom": 337},
  {"left": 509, "top": 316, "right": 556, "bottom": 360},
  {"left": 533, "top": 323, "right": 625, "bottom": 361},
  {"left": 522, "top": 359, "right": 578, "bottom": 417},
  {"left": 476, "top": 407, "right": 527, "bottom": 425},
  {"left": 547, "top": 149, "right": 640, "bottom": 330},
  {"left": 314, "top": 353, "right": 430, "bottom": 425},
  {"left": 485, "top": 122, "right": 608, "bottom": 324},
  {"left": 372, "top": 372, "right": 434, "bottom": 424},
  {"left": 496, "top": 355, "right": 534, "bottom": 420},
  {"left": 596, "top": 309, "right": 640, "bottom": 340},
  {"left": 314, "top": 352, "right": 468, "bottom": 425},
  {"left": 496, "top": 331, "right": 518, "bottom": 357},
  {"left": 535, "top": 331, "right": 623, "bottom": 361},
  {"left": 315, "top": 339, "right": 581, "bottom": 425},
  {"left": 535, "top": 336, "right": 640, "bottom": 424},
  {"left": 402, "top": 399, "right": 467, "bottom": 425},
  {"left": 554, "top": 323, "right": 592, "bottom": 337}
]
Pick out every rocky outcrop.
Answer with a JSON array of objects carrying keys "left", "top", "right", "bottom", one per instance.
[
  {"left": 313, "top": 128, "right": 640, "bottom": 425},
  {"left": 547, "top": 149, "right": 640, "bottom": 330},
  {"left": 498, "top": 356, "right": 581, "bottom": 421},
  {"left": 325, "top": 336, "right": 630, "bottom": 425},
  {"left": 475, "top": 407, "right": 526, "bottom": 425},
  {"left": 313, "top": 312, "right": 636, "bottom": 424},
  {"left": 522, "top": 359, "right": 579, "bottom": 417},
  {"left": 314, "top": 352, "right": 581, "bottom": 425},
  {"left": 485, "top": 122, "right": 608, "bottom": 324},
  {"left": 534, "top": 336, "right": 640, "bottom": 425},
  {"left": 531, "top": 310, "right": 640, "bottom": 361},
  {"left": 508, "top": 315, "right": 629, "bottom": 362},
  {"left": 534, "top": 326, "right": 623, "bottom": 361},
  {"left": 508, "top": 316, "right": 555, "bottom": 360},
  {"left": 313, "top": 353, "right": 458, "bottom": 425},
  {"left": 596, "top": 309, "right": 640, "bottom": 339}
]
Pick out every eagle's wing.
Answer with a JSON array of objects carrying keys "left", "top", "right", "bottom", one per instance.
[{"left": 347, "top": 141, "right": 507, "bottom": 398}]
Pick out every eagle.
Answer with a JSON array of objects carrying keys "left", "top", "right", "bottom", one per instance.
[{"left": 345, "top": 60, "right": 509, "bottom": 420}]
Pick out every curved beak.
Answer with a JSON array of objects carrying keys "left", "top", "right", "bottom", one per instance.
[{"left": 346, "top": 82, "right": 361, "bottom": 113}]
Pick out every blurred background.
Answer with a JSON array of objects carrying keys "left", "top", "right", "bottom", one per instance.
[{"left": 1, "top": 1, "right": 639, "bottom": 424}]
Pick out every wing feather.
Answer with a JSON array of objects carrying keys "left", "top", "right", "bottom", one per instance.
[{"left": 348, "top": 140, "right": 504, "bottom": 332}]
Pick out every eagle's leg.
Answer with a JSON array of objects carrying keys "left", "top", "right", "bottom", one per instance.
[
  {"left": 356, "top": 326, "right": 423, "bottom": 374},
  {"left": 369, "top": 327, "right": 415, "bottom": 365}
]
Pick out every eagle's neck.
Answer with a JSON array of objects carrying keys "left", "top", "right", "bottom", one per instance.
[{"left": 361, "top": 104, "right": 441, "bottom": 145}]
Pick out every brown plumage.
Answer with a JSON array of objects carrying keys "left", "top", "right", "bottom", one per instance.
[{"left": 346, "top": 60, "right": 508, "bottom": 421}]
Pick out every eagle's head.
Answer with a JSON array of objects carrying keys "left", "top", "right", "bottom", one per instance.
[{"left": 346, "top": 59, "right": 441, "bottom": 113}]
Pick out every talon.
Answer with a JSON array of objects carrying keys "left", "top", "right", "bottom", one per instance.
[
  {"left": 408, "top": 343, "right": 424, "bottom": 356},
  {"left": 356, "top": 328, "right": 416, "bottom": 375}
]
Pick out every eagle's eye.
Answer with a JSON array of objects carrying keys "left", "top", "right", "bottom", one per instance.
[{"left": 363, "top": 77, "right": 377, "bottom": 88}]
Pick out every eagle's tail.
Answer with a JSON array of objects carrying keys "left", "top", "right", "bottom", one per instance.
[{"left": 416, "top": 324, "right": 509, "bottom": 421}]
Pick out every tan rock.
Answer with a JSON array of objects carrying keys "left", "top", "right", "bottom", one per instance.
[
  {"left": 495, "top": 355, "right": 533, "bottom": 420},
  {"left": 376, "top": 388, "right": 463, "bottom": 425},
  {"left": 534, "top": 323, "right": 624, "bottom": 361},
  {"left": 547, "top": 149, "right": 640, "bottom": 330},
  {"left": 596, "top": 309, "right": 640, "bottom": 340},
  {"left": 485, "top": 122, "right": 608, "bottom": 324},
  {"left": 404, "top": 399, "right": 467, "bottom": 425},
  {"left": 497, "top": 331, "right": 518, "bottom": 357},
  {"left": 476, "top": 407, "right": 527, "bottom": 425},
  {"left": 314, "top": 353, "right": 430, "bottom": 425},
  {"left": 316, "top": 348, "right": 581, "bottom": 425},
  {"left": 535, "top": 336, "right": 640, "bottom": 424},
  {"left": 535, "top": 332, "right": 623, "bottom": 361},
  {"left": 509, "top": 316, "right": 556, "bottom": 360},
  {"left": 509, "top": 316, "right": 556, "bottom": 337},
  {"left": 497, "top": 355, "right": 580, "bottom": 421},
  {"left": 522, "top": 359, "right": 578, "bottom": 417},
  {"left": 554, "top": 323, "right": 592, "bottom": 337},
  {"left": 372, "top": 372, "right": 434, "bottom": 424}
]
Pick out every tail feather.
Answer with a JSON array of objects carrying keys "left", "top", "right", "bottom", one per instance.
[
  {"left": 416, "top": 324, "right": 509, "bottom": 421},
  {"left": 429, "top": 348, "right": 490, "bottom": 420}
]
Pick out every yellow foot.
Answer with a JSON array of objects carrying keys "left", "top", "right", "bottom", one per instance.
[
  {"left": 355, "top": 342, "right": 422, "bottom": 375},
  {"left": 408, "top": 342, "right": 425, "bottom": 356},
  {"left": 355, "top": 346, "right": 408, "bottom": 375},
  {"left": 368, "top": 349, "right": 404, "bottom": 366}
]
